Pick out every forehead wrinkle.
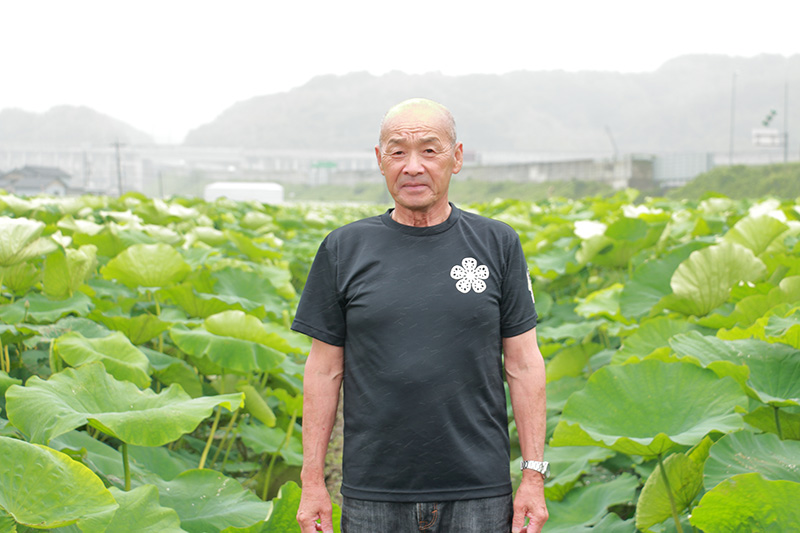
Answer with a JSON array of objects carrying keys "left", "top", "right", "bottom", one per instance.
[{"left": 382, "top": 131, "right": 447, "bottom": 149}]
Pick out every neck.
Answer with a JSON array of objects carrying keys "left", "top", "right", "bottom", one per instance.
[{"left": 391, "top": 202, "right": 452, "bottom": 227}]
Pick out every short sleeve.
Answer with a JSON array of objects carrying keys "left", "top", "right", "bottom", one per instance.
[
  {"left": 291, "top": 236, "right": 347, "bottom": 346},
  {"left": 499, "top": 233, "right": 538, "bottom": 337}
]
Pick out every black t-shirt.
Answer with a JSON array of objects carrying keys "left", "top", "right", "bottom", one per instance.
[{"left": 292, "top": 204, "right": 538, "bottom": 502}]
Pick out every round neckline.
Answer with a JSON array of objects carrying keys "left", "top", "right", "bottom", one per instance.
[{"left": 380, "top": 203, "right": 461, "bottom": 236}]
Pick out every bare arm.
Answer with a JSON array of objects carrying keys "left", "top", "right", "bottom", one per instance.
[
  {"left": 296, "top": 339, "right": 344, "bottom": 533},
  {"left": 504, "top": 328, "right": 548, "bottom": 533}
]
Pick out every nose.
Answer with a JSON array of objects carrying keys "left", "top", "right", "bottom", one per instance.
[{"left": 403, "top": 151, "right": 424, "bottom": 175}]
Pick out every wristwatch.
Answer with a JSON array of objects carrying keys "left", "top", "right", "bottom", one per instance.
[{"left": 520, "top": 460, "right": 550, "bottom": 479}]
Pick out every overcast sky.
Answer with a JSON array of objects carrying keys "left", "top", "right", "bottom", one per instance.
[{"left": 2, "top": 0, "right": 799, "bottom": 143}]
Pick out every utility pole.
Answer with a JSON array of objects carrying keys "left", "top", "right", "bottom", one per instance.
[
  {"left": 112, "top": 139, "right": 125, "bottom": 196},
  {"left": 783, "top": 80, "right": 789, "bottom": 163},
  {"left": 729, "top": 72, "right": 736, "bottom": 165}
]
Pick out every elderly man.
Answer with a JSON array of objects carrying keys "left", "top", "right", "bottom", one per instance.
[{"left": 292, "top": 98, "right": 548, "bottom": 533}]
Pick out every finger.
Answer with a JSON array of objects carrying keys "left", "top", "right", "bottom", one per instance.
[
  {"left": 511, "top": 508, "right": 526, "bottom": 533},
  {"left": 320, "top": 514, "right": 335, "bottom": 533}
]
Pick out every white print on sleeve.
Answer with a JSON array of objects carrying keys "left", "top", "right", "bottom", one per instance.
[
  {"left": 450, "top": 257, "right": 490, "bottom": 294},
  {"left": 527, "top": 268, "right": 535, "bottom": 303}
]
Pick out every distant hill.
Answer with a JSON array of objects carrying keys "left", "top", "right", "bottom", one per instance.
[
  {"left": 0, "top": 106, "right": 153, "bottom": 145},
  {"left": 668, "top": 162, "right": 800, "bottom": 200},
  {"left": 184, "top": 54, "right": 800, "bottom": 154}
]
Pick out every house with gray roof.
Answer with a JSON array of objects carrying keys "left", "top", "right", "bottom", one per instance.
[{"left": 0, "top": 165, "right": 72, "bottom": 196}]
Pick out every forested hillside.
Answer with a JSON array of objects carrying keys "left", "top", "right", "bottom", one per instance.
[{"left": 184, "top": 54, "right": 800, "bottom": 154}]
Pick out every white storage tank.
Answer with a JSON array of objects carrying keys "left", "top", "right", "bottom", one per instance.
[{"left": 204, "top": 182, "right": 284, "bottom": 204}]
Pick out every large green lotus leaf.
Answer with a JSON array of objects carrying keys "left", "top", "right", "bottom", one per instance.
[
  {"left": 0, "top": 436, "right": 117, "bottom": 531},
  {"left": 542, "top": 473, "right": 638, "bottom": 532},
  {"left": 170, "top": 324, "right": 285, "bottom": 375},
  {"left": 671, "top": 332, "right": 800, "bottom": 407},
  {"left": 141, "top": 347, "right": 203, "bottom": 398},
  {"left": 160, "top": 283, "right": 248, "bottom": 319},
  {"left": 57, "top": 215, "right": 105, "bottom": 237},
  {"left": 612, "top": 316, "right": 698, "bottom": 364},
  {"left": 0, "top": 216, "right": 57, "bottom": 267},
  {"left": 723, "top": 214, "right": 789, "bottom": 256},
  {"left": 0, "top": 371, "right": 21, "bottom": 398},
  {"left": 210, "top": 268, "right": 286, "bottom": 317},
  {"left": 666, "top": 241, "right": 767, "bottom": 317},
  {"left": 690, "top": 473, "right": 800, "bottom": 532},
  {"left": 51, "top": 430, "right": 196, "bottom": 490},
  {"left": 743, "top": 406, "right": 800, "bottom": 440},
  {"left": 153, "top": 470, "right": 271, "bottom": 533},
  {"left": 54, "top": 331, "right": 152, "bottom": 389},
  {"left": 104, "top": 485, "right": 187, "bottom": 533},
  {"left": 0, "top": 508, "right": 14, "bottom": 533},
  {"left": 43, "top": 245, "right": 97, "bottom": 299},
  {"left": 528, "top": 242, "right": 581, "bottom": 279},
  {"left": 6, "top": 362, "right": 243, "bottom": 445},
  {"left": 52, "top": 430, "right": 156, "bottom": 489},
  {"left": 761, "top": 310, "right": 800, "bottom": 349},
  {"left": 550, "top": 360, "right": 747, "bottom": 456},
  {"left": 239, "top": 384, "right": 277, "bottom": 427},
  {"left": 0, "top": 292, "right": 93, "bottom": 324},
  {"left": 619, "top": 241, "right": 708, "bottom": 319},
  {"left": 239, "top": 422, "right": 303, "bottom": 466},
  {"left": 704, "top": 430, "right": 800, "bottom": 491},
  {"left": 575, "top": 284, "right": 629, "bottom": 322},
  {"left": 101, "top": 243, "right": 191, "bottom": 289},
  {"left": 718, "top": 309, "right": 800, "bottom": 348},
  {"left": 91, "top": 311, "right": 171, "bottom": 345},
  {"left": 726, "top": 276, "right": 800, "bottom": 329},
  {"left": 635, "top": 436, "right": 713, "bottom": 531},
  {"left": 545, "top": 342, "right": 602, "bottom": 383},
  {"left": 204, "top": 310, "right": 275, "bottom": 345},
  {"left": 545, "top": 376, "right": 587, "bottom": 413},
  {"left": 0, "top": 261, "right": 39, "bottom": 295},
  {"left": 578, "top": 217, "right": 666, "bottom": 268},
  {"left": 224, "top": 229, "right": 281, "bottom": 262},
  {"left": 19, "top": 317, "right": 111, "bottom": 348}
]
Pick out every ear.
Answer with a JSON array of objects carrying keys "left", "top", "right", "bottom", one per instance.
[
  {"left": 452, "top": 143, "right": 464, "bottom": 174},
  {"left": 374, "top": 145, "right": 384, "bottom": 174}
]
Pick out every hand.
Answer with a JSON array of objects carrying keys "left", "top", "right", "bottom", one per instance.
[
  {"left": 296, "top": 482, "right": 335, "bottom": 533},
  {"left": 511, "top": 473, "right": 548, "bottom": 533}
]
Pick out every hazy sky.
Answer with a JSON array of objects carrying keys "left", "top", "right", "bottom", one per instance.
[{"left": 2, "top": 0, "right": 799, "bottom": 143}]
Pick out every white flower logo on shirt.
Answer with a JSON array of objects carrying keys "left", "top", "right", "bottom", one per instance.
[{"left": 450, "top": 257, "right": 490, "bottom": 294}]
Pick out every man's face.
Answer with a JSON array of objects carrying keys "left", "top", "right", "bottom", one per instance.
[{"left": 375, "top": 106, "right": 463, "bottom": 215}]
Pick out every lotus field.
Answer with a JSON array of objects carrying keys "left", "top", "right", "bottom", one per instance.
[{"left": 1, "top": 190, "right": 799, "bottom": 532}]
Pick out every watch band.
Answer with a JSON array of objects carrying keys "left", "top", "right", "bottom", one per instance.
[{"left": 520, "top": 459, "right": 550, "bottom": 479}]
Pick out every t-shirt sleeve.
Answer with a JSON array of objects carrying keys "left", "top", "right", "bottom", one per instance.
[
  {"left": 500, "top": 233, "right": 538, "bottom": 338},
  {"left": 291, "top": 236, "right": 347, "bottom": 346}
]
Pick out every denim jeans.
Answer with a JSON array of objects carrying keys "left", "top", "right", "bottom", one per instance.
[{"left": 341, "top": 494, "right": 513, "bottom": 532}]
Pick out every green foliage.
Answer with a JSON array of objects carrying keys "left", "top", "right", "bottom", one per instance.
[
  {"left": 668, "top": 162, "right": 800, "bottom": 201},
  {"left": 1, "top": 190, "right": 799, "bottom": 531}
]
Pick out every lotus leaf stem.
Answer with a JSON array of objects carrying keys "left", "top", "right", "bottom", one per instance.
[
  {"left": 48, "top": 340, "right": 61, "bottom": 374},
  {"left": 657, "top": 453, "right": 683, "bottom": 533},
  {"left": 199, "top": 407, "right": 222, "bottom": 470},
  {"left": 1, "top": 341, "right": 6, "bottom": 373},
  {"left": 262, "top": 409, "right": 298, "bottom": 501},
  {"left": 210, "top": 409, "right": 239, "bottom": 466},
  {"left": 122, "top": 442, "right": 131, "bottom": 491},
  {"left": 774, "top": 406, "right": 783, "bottom": 440},
  {"left": 221, "top": 425, "right": 238, "bottom": 469}
]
